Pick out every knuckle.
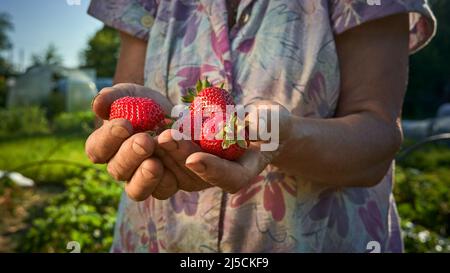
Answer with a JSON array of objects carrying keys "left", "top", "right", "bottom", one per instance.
[
  {"left": 125, "top": 187, "right": 148, "bottom": 202},
  {"left": 141, "top": 160, "right": 163, "bottom": 179},
  {"left": 107, "top": 163, "right": 125, "bottom": 181},
  {"left": 85, "top": 149, "right": 103, "bottom": 164},
  {"left": 98, "top": 86, "right": 113, "bottom": 94},
  {"left": 112, "top": 83, "right": 137, "bottom": 94},
  {"left": 85, "top": 136, "right": 101, "bottom": 163},
  {"left": 153, "top": 183, "right": 177, "bottom": 200},
  {"left": 132, "top": 133, "right": 154, "bottom": 156},
  {"left": 156, "top": 180, "right": 174, "bottom": 190},
  {"left": 178, "top": 180, "right": 202, "bottom": 192},
  {"left": 152, "top": 191, "right": 171, "bottom": 200},
  {"left": 110, "top": 118, "right": 133, "bottom": 131}
]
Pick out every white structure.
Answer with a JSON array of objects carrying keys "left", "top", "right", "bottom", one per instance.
[{"left": 7, "top": 65, "right": 97, "bottom": 112}]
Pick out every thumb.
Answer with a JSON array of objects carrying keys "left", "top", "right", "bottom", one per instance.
[
  {"left": 92, "top": 83, "right": 173, "bottom": 120},
  {"left": 245, "top": 100, "right": 292, "bottom": 144}
]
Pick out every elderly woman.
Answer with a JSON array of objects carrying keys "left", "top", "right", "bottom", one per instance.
[{"left": 85, "top": 0, "right": 436, "bottom": 252}]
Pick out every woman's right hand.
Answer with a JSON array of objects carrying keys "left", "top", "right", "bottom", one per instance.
[{"left": 85, "top": 83, "right": 179, "bottom": 201}]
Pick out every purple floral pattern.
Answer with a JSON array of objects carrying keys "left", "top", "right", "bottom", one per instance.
[
  {"left": 89, "top": 0, "right": 436, "bottom": 252},
  {"left": 170, "top": 191, "right": 199, "bottom": 216}
]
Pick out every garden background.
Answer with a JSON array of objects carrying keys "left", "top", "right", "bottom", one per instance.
[{"left": 0, "top": 1, "right": 449, "bottom": 253}]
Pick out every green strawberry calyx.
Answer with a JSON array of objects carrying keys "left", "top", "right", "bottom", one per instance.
[
  {"left": 216, "top": 114, "right": 248, "bottom": 150},
  {"left": 181, "top": 77, "right": 226, "bottom": 103}
]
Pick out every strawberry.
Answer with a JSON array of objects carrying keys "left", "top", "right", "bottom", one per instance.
[
  {"left": 109, "top": 96, "right": 165, "bottom": 133},
  {"left": 199, "top": 112, "right": 249, "bottom": 161},
  {"left": 182, "top": 78, "right": 235, "bottom": 141}
]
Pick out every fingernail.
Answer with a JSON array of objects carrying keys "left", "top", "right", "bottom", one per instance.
[
  {"left": 132, "top": 141, "right": 148, "bottom": 155},
  {"left": 91, "top": 92, "right": 101, "bottom": 109},
  {"left": 111, "top": 125, "right": 129, "bottom": 138},
  {"left": 186, "top": 161, "right": 206, "bottom": 173}
]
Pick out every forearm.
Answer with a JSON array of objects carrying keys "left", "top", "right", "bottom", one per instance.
[
  {"left": 272, "top": 111, "right": 402, "bottom": 187},
  {"left": 113, "top": 31, "right": 147, "bottom": 85},
  {"left": 272, "top": 14, "right": 409, "bottom": 188}
]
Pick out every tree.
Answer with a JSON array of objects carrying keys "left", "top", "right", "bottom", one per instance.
[
  {"left": 0, "top": 12, "right": 14, "bottom": 107},
  {"left": 80, "top": 26, "right": 120, "bottom": 78},
  {"left": 405, "top": 0, "right": 450, "bottom": 119},
  {"left": 30, "top": 44, "right": 63, "bottom": 67},
  {"left": 0, "top": 12, "right": 13, "bottom": 51}
]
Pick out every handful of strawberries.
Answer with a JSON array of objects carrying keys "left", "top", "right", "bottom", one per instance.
[{"left": 109, "top": 78, "right": 249, "bottom": 161}]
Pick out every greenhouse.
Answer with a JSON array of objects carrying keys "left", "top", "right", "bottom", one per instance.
[{"left": 7, "top": 65, "right": 97, "bottom": 113}]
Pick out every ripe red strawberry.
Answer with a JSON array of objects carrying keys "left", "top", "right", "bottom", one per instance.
[
  {"left": 199, "top": 113, "right": 249, "bottom": 161},
  {"left": 109, "top": 96, "right": 165, "bottom": 133},
  {"left": 182, "top": 78, "right": 235, "bottom": 142}
]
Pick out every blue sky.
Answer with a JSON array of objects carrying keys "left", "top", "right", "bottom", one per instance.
[{"left": 0, "top": 0, "right": 103, "bottom": 69}]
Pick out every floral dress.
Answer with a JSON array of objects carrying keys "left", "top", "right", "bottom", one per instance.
[{"left": 88, "top": 0, "right": 436, "bottom": 252}]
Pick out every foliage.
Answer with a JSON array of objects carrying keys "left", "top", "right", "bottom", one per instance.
[
  {"left": 0, "top": 107, "right": 96, "bottom": 183},
  {"left": 0, "top": 75, "right": 8, "bottom": 107},
  {"left": 401, "top": 220, "right": 450, "bottom": 253},
  {"left": 16, "top": 168, "right": 122, "bottom": 253},
  {"left": 0, "top": 12, "right": 14, "bottom": 106},
  {"left": 29, "top": 44, "right": 63, "bottom": 68},
  {"left": 0, "top": 107, "right": 50, "bottom": 138},
  {"left": 53, "top": 111, "right": 95, "bottom": 134},
  {"left": 0, "top": 12, "right": 13, "bottom": 51},
  {"left": 395, "top": 144, "right": 450, "bottom": 252},
  {"left": 80, "top": 26, "right": 120, "bottom": 78}
]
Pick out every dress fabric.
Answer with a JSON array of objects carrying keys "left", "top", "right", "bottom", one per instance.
[{"left": 88, "top": 0, "right": 436, "bottom": 252}]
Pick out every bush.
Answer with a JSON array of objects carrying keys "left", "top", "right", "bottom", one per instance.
[
  {"left": 395, "top": 144, "right": 450, "bottom": 252},
  {"left": 17, "top": 168, "right": 122, "bottom": 253},
  {"left": 402, "top": 220, "right": 450, "bottom": 253},
  {"left": 52, "top": 111, "right": 95, "bottom": 134},
  {"left": 0, "top": 107, "right": 49, "bottom": 138}
]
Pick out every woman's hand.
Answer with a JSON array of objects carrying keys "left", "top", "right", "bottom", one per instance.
[
  {"left": 156, "top": 100, "right": 293, "bottom": 193},
  {"left": 85, "top": 83, "right": 178, "bottom": 201}
]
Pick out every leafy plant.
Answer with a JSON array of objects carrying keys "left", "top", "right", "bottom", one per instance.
[
  {"left": 52, "top": 111, "right": 95, "bottom": 134},
  {"left": 17, "top": 168, "right": 122, "bottom": 253},
  {"left": 395, "top": 143, "right": 450, "bottom": 252},
  {"left": 0, "top": 107, "right": 50, "bottom": 138}
]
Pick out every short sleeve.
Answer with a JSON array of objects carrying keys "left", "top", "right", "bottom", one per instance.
[
  {"left": 88, "top": 0, "right": 159, "bottom": 40},
  {"left": 329, "top": 0, "right": 436, "bottom": 54}
]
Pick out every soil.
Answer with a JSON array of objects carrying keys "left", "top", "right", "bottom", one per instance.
[{"left": 0, "top": 184, "right": 64, "bottom": 252}]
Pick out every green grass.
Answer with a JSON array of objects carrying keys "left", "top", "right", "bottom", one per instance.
[{"left": 0, "top": 134, "right": 92, "bottom": 184}]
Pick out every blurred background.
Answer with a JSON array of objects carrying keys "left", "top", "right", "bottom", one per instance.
[{"left": 0, "top": 0, "right": 449, "bottom": 253}]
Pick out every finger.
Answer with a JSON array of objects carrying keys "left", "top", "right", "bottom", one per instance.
[
  {"left": 107, "top": 132, "right": 155, "bottom": 181},
  {"left": 155, "top": 146, "right": 209, "bottom": 192},
  {"left": 185, "top": 152, "right": 251, "bottom": 194},
  {"left": 245, "top": 100, "right": 292, "bottom": 143},
  {"left": 152, "top": 169, "right": 178, "bottom": 200},
  {"left": 125, "top": 158, "right": 164, "bottom": 201},
  {"left": 92, "top": 83, "right": 173, "bottom": 120},
  {"left": 85, "top": 119, "right": 133, "bottom": 163},
  {"left": 157, "top": 129, "right": 201, "bottom": 162},
  {"left": 156, "top": 130, "right": 209, "bottom": 191},
  {"left": 238, "top": 143, "right": 275, "bottom": 174}
]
